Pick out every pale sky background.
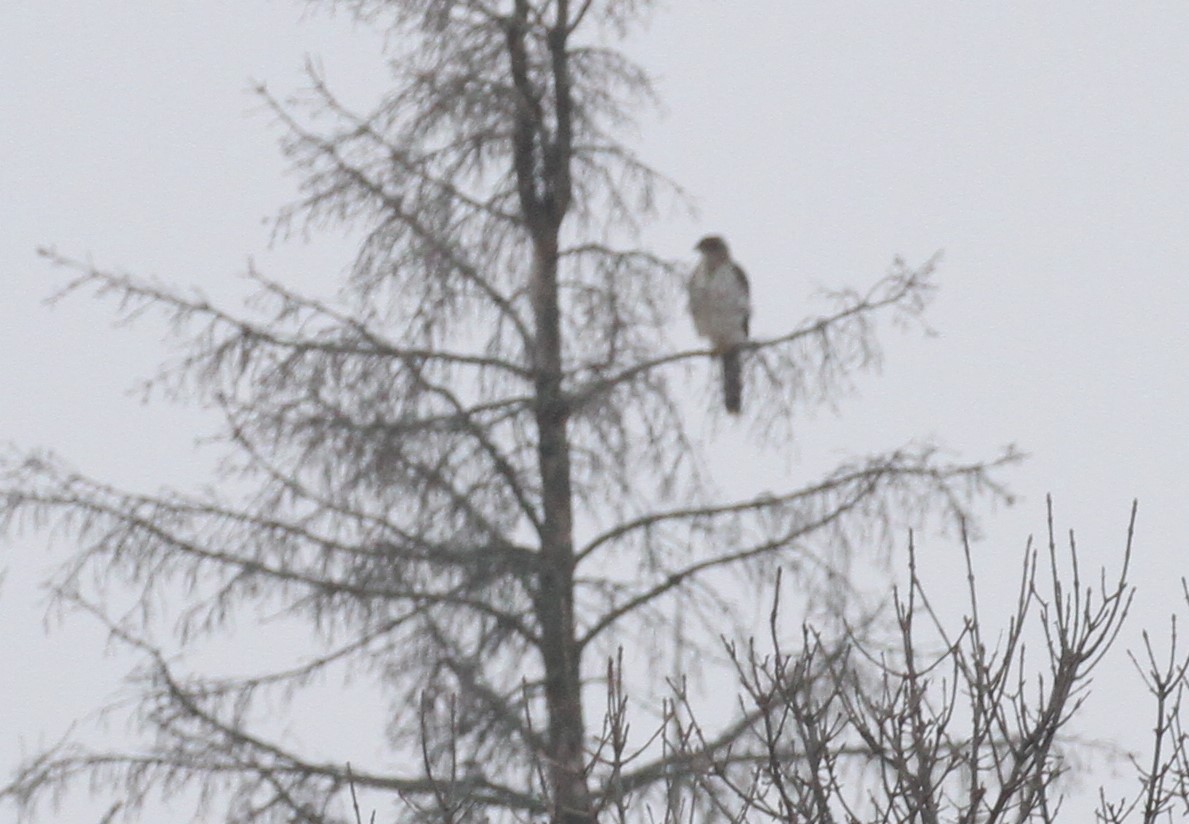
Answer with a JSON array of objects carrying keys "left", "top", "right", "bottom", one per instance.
[{"left": 3, "top": 2, "right": 1189, "bottom": 821}]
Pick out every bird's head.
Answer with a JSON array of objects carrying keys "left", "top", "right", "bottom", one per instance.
[
  {"left": 695, "top": 235, "right": 728, "bottom": 253},
  {"left": 695, "top": 235, "right": 730, "bottom": 259}
]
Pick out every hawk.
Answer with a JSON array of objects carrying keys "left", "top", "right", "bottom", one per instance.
[{"left": 688, "top": 235, "right": 751, "bottom": 413}]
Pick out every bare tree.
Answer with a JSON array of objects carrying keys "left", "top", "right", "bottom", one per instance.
[
  {"left": 1, "top": 2, "right": 1017, "bottom": 823},
  {"left": 668, "top": 499, "right": 1132, "bottom": 823},
  {"left": 661, "top": 500, "right": 1189, "bottom": 824}
]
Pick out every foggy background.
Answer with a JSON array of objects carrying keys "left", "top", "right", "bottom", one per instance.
[{"left": 3, "top": 2, "right": 1187, "bottom": 820}]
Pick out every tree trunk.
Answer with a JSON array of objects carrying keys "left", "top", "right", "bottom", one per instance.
[
  {"left": 531, "top": 235, "right": 592, "bottom": 823},
  {"left": 506, "top": 3, "right": 590, "bottom": 818}
]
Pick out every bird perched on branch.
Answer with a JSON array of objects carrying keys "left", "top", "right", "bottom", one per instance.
[{"left": 688, "top": 235, "right": 751, "bottom": 414}]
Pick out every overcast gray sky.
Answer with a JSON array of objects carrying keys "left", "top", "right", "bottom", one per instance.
[{"left": 3, "top": 2, "right": 1189, "bottom": 820}]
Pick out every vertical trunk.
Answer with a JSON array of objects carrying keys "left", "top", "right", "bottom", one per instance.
[
  {"left": 506, "top": 2, "right": 592, "bottom": 820},
  {"left": 531, "top": 238, "right": 592, "bottom": 824}
]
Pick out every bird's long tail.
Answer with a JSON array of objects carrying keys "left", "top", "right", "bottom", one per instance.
[{"left": 722, "top": 348, "right": 742, "bottom": 414}]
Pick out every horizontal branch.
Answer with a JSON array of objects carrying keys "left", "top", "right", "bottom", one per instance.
[
  {"left": 566, "top": 256, "right": 936, "bottom": 403},
  {"left": 38, "top": 249, "right": 531, "bottom": 379},
  {"left": 1, "top": 468, "right": 540, "bottom": 644},
  {"left": 577, "top": 444, "right": 1015, "bottom": 564},
  {"left": 577, "top": 445, "right": 1019, "bottom": 649}
]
